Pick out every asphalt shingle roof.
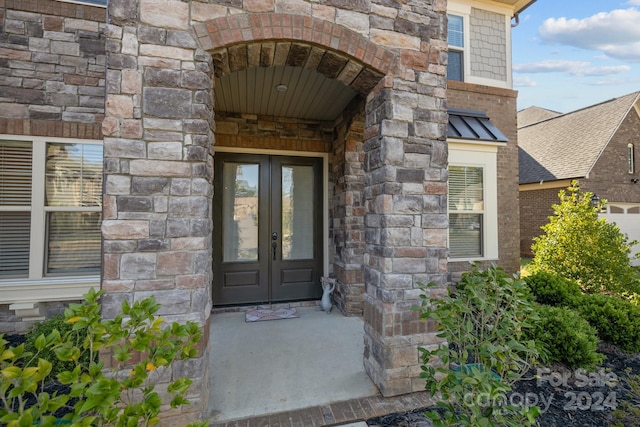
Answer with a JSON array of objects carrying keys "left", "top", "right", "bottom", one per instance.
[
  {"left": 518, "top": 91, "right": 640, "bottom": 184},
  {"left": 517, "top": 106, "right": 562, "bottom": 128}
]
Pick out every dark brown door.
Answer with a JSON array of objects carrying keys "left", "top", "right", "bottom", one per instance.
[{"left": 213, "top": 153, "right": 323, "bottom": 305}]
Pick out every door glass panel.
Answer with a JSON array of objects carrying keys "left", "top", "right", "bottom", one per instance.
[
  {"left": 223, "top": 163, "right": 259, "bottom": 262},
  {"left": 282, "top": 165, "right": 314, "bottom": 260}
]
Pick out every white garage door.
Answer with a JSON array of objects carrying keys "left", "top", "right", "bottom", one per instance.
[{"left": 600, "top": 203, "right": 640, "bottom": 266}]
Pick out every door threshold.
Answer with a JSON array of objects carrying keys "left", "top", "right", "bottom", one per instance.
[{"left": 211, "top": 299, "right": 320, "bottom": 314}]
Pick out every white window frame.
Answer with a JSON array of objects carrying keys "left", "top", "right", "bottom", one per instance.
[
  {"left": 447, "top": 13, "right": 466, "bottom": 82},
  {"left": 447, "top": 1, "right": 513, "bottom": 89},
  {"left": 448, "top": 141, "right": 499, "bottom": 261},
  {"left": 0, "top": 135, "right": 102, "bottom": 305},
  {"left": 628, "top": 143, "right": 635, "bottom": 174}
]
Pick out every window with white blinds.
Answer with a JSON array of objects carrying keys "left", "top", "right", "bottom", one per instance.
[
  {"left": 0, "top": 138, "right": 103, "bottom": 280},
  {"left": 449, "top": 165, "right": 484, "bottom": 258},
  {"left": 0, "top": 142, "right": 32, "bottom": 278}
]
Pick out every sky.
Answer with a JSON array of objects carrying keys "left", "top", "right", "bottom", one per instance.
[{"left": 512, "top": 0, "right": 640, "bottom": 114}]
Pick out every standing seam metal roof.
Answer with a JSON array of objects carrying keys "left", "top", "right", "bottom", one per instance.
[{"left": 448, "top": 108, "right": 508, "bottom": 143}]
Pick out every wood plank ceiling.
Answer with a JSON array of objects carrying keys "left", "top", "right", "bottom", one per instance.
[{"left": 214, "top": 66, "right": 358, "bottom": 121}]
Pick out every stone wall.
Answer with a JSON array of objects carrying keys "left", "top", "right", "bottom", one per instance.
[
  {"left": 330, "top": 98, "right": 367, "bottom": 316},
  {"left": 0, "top": 0, "right": 106, "bottom": 127},
  {"left": 102, "top": 0, "right": 215, "bottom": 423},
  {"left": 196, "top": 0, "right": 450, "bottom": 398}
]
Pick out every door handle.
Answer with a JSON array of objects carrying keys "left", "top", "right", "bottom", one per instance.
[{"left": 272, "top": 232, "right": 278, "bottom": 260}]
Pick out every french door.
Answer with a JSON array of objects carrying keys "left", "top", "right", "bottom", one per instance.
[{"left": 213, "top": 153, "right": 323, "bottom": 305}]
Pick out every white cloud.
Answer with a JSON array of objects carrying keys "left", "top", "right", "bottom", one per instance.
[
  {"left": 627, "top": 0, "right": 640, "bottom": 5},
  {"left": 513, "top": 61, "right": 631, "bottom": 78},
  {"left": 539, "top": 8, "right": 640, "bottom": 61},
  {"left": 588, "top": 76, "right": 640, "bottom": 86},
  {"left": 577, "top": 65, "right": 631, "bottom": 76},
  {"left": 513, "top": 76, "right": 537, "bottom": 87},
  {"left": 513, "top": 60, "right": 589, "bottom": 74}
]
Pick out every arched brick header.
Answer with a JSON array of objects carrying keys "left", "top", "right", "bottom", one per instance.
[{"left": 193, "top": 13, "right": 396, "bottom": 94}]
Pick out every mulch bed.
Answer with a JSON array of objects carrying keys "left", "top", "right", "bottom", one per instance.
[
  {"left": 5, "top": 333, "right": 640, "bottom": 426},
  {"left": 368, "top": 343, "right": 640, "bottom": 427}
]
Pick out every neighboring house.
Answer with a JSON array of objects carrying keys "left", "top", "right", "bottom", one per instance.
[
  {"left": 0, "top": 0, "right": 532, "bottom": 422},
  {"left": 519, "top": 91, "right": 640, "bottom": 259}
]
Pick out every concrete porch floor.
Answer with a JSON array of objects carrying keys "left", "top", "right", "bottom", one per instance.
[{"left": 206, "top": 305, "right": 436, "bottom": 426}]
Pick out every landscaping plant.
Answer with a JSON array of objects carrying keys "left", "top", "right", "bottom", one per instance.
[
  {"left": 529, "top": 181, "right": 640, "bottom": 295},
  {"left": 526, "top": 305, "right": 603, "bottom": 368},
  {"left": 24, "top": 313, "right": 91, "bottom": 377},
  {"left": 575, "top": 293, "right": 640, "bottom": 353},
  {"left": 0, "top": 288, "right": 208, "bottom": 427},
  {"left": 523, "top": 270, "right": 582, "bottom": 307},
  {"left": 418, "top": 264, "right": 541, "bottom": 427}
]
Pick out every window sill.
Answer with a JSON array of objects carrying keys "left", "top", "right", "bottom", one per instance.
[{"left": 0, "top": 277, "right": 99, "bottom": 305}]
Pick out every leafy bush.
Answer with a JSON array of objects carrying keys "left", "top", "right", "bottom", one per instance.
[
  {"left": 24, "top": 313, "right": 91, "bottom": 376},
  {"left": 524, "top": 271, "right": 583, "bottom": 307},
  {"left": 530, "top": 181, "right": 640, "bottom": 295},
  {"left": 0, "top": 289, "right": 208, "bottom": 427},
  {"left": 575, "top": 293, "right": 640, "bottom": 353},
  {"left": 527, "top": 305, "right": 603, "bottom": 368},
  {"left": 419, "top": 264, "right": 541, "bottom": 427}
]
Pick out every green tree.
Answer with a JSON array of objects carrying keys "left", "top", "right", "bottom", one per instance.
[{"left": 530, "top": 181, "right": 638, "bottom": 294}]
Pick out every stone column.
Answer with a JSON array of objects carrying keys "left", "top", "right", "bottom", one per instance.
[
  {"left": 101, "top": 0, "right": 214, "bottom": 423},
  {"left": 362, "top": 7, "right": 450, "bottom": 396},
  {"left": 331, "top": 101, "right": 367, "bottom": 316}
]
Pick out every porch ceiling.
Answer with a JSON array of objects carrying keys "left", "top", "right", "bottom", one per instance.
[{"left": 214, "top": 66, "right": 358, "bottom": 121}]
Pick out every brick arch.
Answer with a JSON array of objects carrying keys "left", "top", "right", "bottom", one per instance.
[{"left": 194, "top": 13, "right": 396, "bottom": 95}]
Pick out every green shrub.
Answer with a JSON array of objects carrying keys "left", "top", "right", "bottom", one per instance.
[
  {"left": 24, "top": 313, "right": 91, "bottom": 376},
  {"left": 527, "top": 305, "right": 603, "bottom": 368},
  {"left": 0, "top": 289, "right": 208, "bottom": 427},
  {"left": 575, "top": 293, "right": 640, "bottom": 353},
  {"left": 419, "top": 264, "right": 541, "bottom": 427},
  {"left": 524, "top": 271, "right": 583, "bottom": 307},
  {"left": 530, "top": 181, "right": 640, "bottom": 295}
]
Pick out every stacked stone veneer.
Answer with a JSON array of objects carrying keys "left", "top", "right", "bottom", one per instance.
[
  {"left": 0, "top": 0, "right": 105, "bottom": 134},
  {"left": 100, "top": 1, "right": 449, "bottom": 417},
  {"left": 101, "top": 0, "right": 214, "bottom": 423},
  {"left": 0, "top": 0, "right": 105, "bottom": 332},
  {"left": 330, "top": 98, "right": 367, "bottom": 315}
]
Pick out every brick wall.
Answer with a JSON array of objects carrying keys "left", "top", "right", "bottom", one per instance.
[
  {"left": 585, "top": 110, "right": 640, "bottom": 201},
  {"left": 447, "top": 81, "right": 520, "bottom": 274},
  {"left": 0, "top": 0, "right": 106, "bottom": 132},
  {"left": 518, "top": 187, "right": 559, "bottom": 257},
  {"left": 215, "top": 111, "right": 333, "bottom": 152}
]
